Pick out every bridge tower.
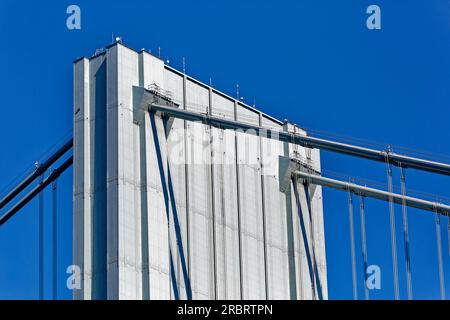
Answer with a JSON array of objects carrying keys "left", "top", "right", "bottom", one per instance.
[{"left": 73, "top": 41, "right": 327, "bottom": 300}]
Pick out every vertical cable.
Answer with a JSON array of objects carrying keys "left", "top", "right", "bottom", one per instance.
[
  {"left": 399, "top": 165, "right": 413, "bottom": 300},
  {"left": 359, "top": 195, "right": 369, "bottom": 300},
  {"left": 38, "top": 174, "right": 44, "bottom": 300},
  {"left": 385, "top": 154, "right": 399, "bottom": 300},
  {"left": 347, "top": 190, "right": 358, "bottom": 300},
  {"left": 52, "top": 180, "right": 57, "bottom": 300},
  {"left": 434, "top": 207, "right": 446, "bottom": 300}
]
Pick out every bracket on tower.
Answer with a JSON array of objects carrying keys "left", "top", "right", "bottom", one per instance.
[
  {"left": 279, "top": 155, "right": 320, "bottom": 193},
  {"left": 133, "top": 85, "right": 179, "bottom": 133}
]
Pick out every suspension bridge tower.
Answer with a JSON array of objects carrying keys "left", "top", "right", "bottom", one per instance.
[{"left": 72, "top": 41, "right": 328, "bottom": 300}]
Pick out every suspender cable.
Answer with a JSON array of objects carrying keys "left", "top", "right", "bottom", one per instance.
[
  {"left": 38, "top": 173, "right": 44, "bottom": 300},
  {"left": 347, "top": 189, "right": 358, "bottom": 300},
  {"left": 434, "top": 207, "right": 446, "bottom": 300},
  {"left": 399, "top": 165, "right": 413, "bottom": 300},
  {"left": 385, "top": 152, "right": 399, "bottom": 300},
  {"left": 52, "top": 180, "right": 57, "bottom": 300},
  {"left": 358, "top": 195, "right": 369, "bottom": 300}
]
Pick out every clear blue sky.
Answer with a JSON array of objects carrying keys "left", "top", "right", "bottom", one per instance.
[{"left": 0, "top": 0, "right": 449, "bottom": 299}]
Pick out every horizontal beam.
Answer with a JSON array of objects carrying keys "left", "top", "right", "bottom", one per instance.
[
  {"left": 0, "top": 156, "right": 73, "bottom": 227},
  {"left": 0, "top": 138, "right": 73, "bottom": 210},
  {"left": 294, "top": 170, "right": 450, "bottom": 216},
  {"left": 149, "top": 103, "right": 450, "bottom": 176}
]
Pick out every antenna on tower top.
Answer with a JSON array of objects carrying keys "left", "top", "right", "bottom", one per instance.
[
  {"left": 158, "top": 47, "right": 161, "bottom": 58},
  {"left": 236, "top": 84, "right": 244, "bottom": 102},
  {"left": 182, "top": 57, "right": 186, "bottom": 74}
]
